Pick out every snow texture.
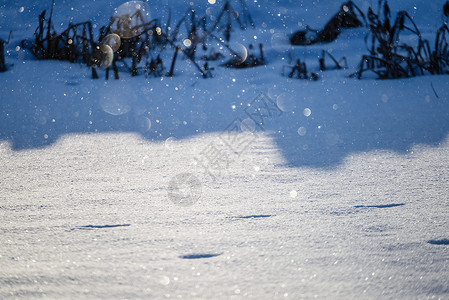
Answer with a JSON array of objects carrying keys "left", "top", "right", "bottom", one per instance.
[{"left": 1, "top": 0, "right": 449, "bottom": 298}]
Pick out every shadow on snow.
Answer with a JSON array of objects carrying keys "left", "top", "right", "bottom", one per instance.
[{"left": 1, "top": 61, "right": 449, "bottom": 170}]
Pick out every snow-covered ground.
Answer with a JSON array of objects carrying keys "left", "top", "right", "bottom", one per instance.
[{"left": 1, "top": 0, "right": 449, "bottom": 298}]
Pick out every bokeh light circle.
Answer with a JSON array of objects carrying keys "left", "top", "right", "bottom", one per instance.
[
  {"left": 98, "top": 44, "right": 114, "bottom": 69},
  {"left": 101, "top": 33, "right": 121, "bottom": 52},
  {"left": 229, "top": 43, "right": 248, "bottom": 65},
  {"left": 276, "top": 93, "right": 297, "bottom": 112},
  {"left": 111, "top": 1, "right": 151, "bottom": 39},
  {"left": 99, "top": 86, "right": 132, "bottom": 116},
  {"left": 271, "top": 32, "right": 292, "bottom": 53}
]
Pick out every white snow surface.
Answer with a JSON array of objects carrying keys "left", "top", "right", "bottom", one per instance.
[{"left": 1, "top": 0, "right": 449, "bottom": 299}]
